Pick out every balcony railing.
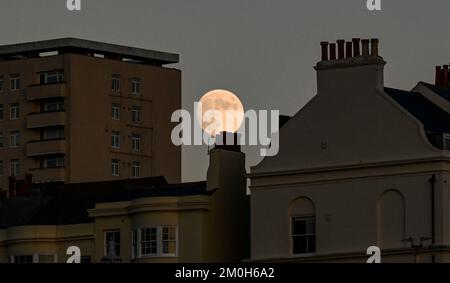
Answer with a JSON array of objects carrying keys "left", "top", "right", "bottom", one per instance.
[
  {"left": 30, "top": 167, "right": 66, "bottom": 183},
  {"left": 27, "top": 138, "right": 66, "bottom": 157},
  {"left": 27, "top": 83, "right": 66, "bottom": 101},
  {"left": 27, "top": 111, "right": 66, "bottom": 129}
]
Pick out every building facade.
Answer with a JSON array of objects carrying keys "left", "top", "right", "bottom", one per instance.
[
  {"left": 249, "top": 38, "right": 450, "bottom": 263},
  {"left": 0, "top": 38, "right": 181, "bottom": 196}
]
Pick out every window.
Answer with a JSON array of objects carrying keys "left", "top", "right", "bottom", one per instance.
[
  {"left": 0, "top": 161, "right": 3, "bottom": 176},
  {"left": 0, "top": 133, "right": 3, "bottom": 147},
  {"left": 12, "top": 255, "right": 33, "bottom": 264},
  {"left": 9, "top": 131, "right": 20, "bottom": 148},
  {"left": 42, "top": 128, "right": 64, "bottom": 140},
  {"left": 131, "top": 78, "right": 140, "bottom": 95},
  {"left": 131, "top": 106, "right": 141, "bottom": 123},
  {"left": 10, "top": 103, "right": 19, "bottom": 120},
  {"left": 112, "top": 159, "right": 120, "bottom": 176},
  {"left": 42, "top": 101, "right": 64, "bottom": 112},
  {"left": 112, "top": 74, "right": 120, "bottom": 92},
  {"left": 40, "top": 71, "right": 64, "bottom": 85},
  {"left": 112, "top": 104, "right": 120, "bottom": 120},
  {"left": 132, "top": 134, "right": 141, "bottom": 152},
  {"left": 141, "top": 228, "right": 158, "bottom": 256},
  {"left": 0, "top": 76, "right": 3, "bottom": 92},
  {"left": 132, "top": 161, "right": 141, "bottom": 178},
  {"left": 10, "top": 74, "right": 20, "bottom": 91},
  {"left": 291, "top": 216, "right": 316, "bottom": 255},
  {"left": 38, "top": 255, "right": 55, "bottom": 263},
  {"left": 0, "top": 104, "right": 3, "bottom": 120},
  {"left": 10, "top": 159, "right": 20, "bottom": 177},
  {"left": 42, "top": 156, "right": 64, "bottom": 169},
  {"left": 133, "top": 227, "right": 178, "bottom": 258},
  {"left": 111, "top": 131, "right": 120, "bottom": 149},
  {"left": 104, "top": 230, "right": 121, "bottom": 257}
]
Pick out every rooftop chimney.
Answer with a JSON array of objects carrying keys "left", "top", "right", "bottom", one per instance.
[
  {"left": 443, "top": 65, "right": 449, "bottom": 85},
  {"left": 352, "top": 38, "right": 361, "bottom": 56},
  {"left": 345, "top": 42, "right": 353, "bottom": 58},
  {"left": 370, "top": 38, "right": 379, "bottom": 57},
  {"left": 320, "top": 41, "right": 329, "bottom": 61},
  {"left": 337, "top": 40, "right": 345, "bottom": 59},
  {"left": 436, "top": 66, "right": 443, "bottom": 85},
  {"left": 329, "top": 43, "right": 336, "bottom": 60},
  {"left": 362, "top": 39, "right": 370, "bottom": 57}
]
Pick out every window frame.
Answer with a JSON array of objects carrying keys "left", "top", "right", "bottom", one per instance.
[
  {"left": 10, "top": 103, "right": 20, "bottom": 120},
  {"left": 290, "top": 215, "right": 316, "bottom": 256},
  {"left": 131, "top": 78, "right": 141, "bottom": 96},
  {"left": 104, "top": 230, "right": 121, "bottom": 257},
  {"left": 112, "top": 103, "right": 120, "bottom": 121},
  {"left": 111, "top": 131, "right": 121, "bottom": 149},
  {"left": 132, "top": 226, "right": 178, "bottom": 259},
  {"left": 9, "top": 131, "right": 20, "bottom": 148},
  {"left": 111, "top": 74, "right": 120, "bottom": 92},
  {"left": 9, "top": 74, "right": 20, "bottom": 91},
  {"left": 131, "top": 134, "right": 141, "bottom": 152},
  {"left": 111, "top": 159, "right": 120, "bottom": 177},
  {"left": 131, "top": 161, "right": 141, "bottom": 178},
  {"left": 10, "top": 159, "right": 20, "bottom": 177}
]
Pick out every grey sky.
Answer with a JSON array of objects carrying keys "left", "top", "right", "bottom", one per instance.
[{"left": 1, "top": 0, "right": 449, "bottom": 181}]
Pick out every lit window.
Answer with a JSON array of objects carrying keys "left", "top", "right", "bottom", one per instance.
[
  {"left": 132, "top": 161, "right": 141, "bottom": 178},
  {"left": 131, "top": 78, "right": 140, "bottom": 95},
  {"left": 111, "top": 131, "right": 120, "bottom": 149},
  {"left": 291, "top": 216, "right": 316, "bottom": 255},
  {"left": 112, "top": 104, "right": 120, "bottom": 120},
  {"left": 132, "top": 134, "right": 141, "bottom": 152},
  {"left": 112, "top": 159, "right": 120, "bottom": 176},
  {"left": 112, "top": 75, "right": 120, "bottom": 92},
  {"left": 10, "top": 103, "right": 19, "bottom": 120},
  {"left": 10, "top": 74, "right": 20, "bottom": 91},
  {"left": 131, "top": 106, "right": 141, "bottom": 123}
]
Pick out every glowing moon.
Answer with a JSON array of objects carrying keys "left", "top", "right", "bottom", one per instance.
[{"left": 197, "top": 89, "right": 245, "bottom": 137}]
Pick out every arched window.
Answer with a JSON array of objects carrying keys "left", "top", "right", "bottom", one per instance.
[
  {"left": 377, "top": 190, "right": 406, "bottom": 249},
  {"left": 289, "top": 197, "right": 316, "bottom": 255}
]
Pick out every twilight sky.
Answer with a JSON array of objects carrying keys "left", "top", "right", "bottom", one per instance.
[{"left": 1, "top": 0, "right": 450, "bottom": 181}]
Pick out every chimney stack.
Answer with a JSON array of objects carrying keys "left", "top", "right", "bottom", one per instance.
[
  {"left": 443, "top": 65, "right": 449, "bottom": 85},
  {"left": 436, "top": 66, "right": 443, "bottom": 85},
  {"left": 320, "top": 41, "right": 329, "bottom": 61},
  {"left": 345, "top": 42, "right": 353, "bottom": 58},
  {"left": 337, "top": 40, "right": 345, "bottom": 59},
  {"left": 370, "top": 38, "right": 379, "bottom": 57},
  {"left": 352, "top": 38, "right": 361, "bottom": 56},
  {"left": 362, "top": 39, "right": 370, "bottom": 57},
  {"left": 329, "top": 43, "right": 336, "bottom": 60}
]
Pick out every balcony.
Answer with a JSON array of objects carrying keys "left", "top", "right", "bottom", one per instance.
[
  {"left": 27, "top": 139, "right": 66, "bottom": 157},
  {"left": 27, "top": 111, "right": 66, "bottom": 129},
  {"left": 27, "top": 83, "right": 66, "bottom": 101},
  {"left": 30, "top": 167, "right": 66, "bottom": 183}
]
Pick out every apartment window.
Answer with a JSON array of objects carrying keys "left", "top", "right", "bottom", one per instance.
[
  {"left": 112, "top": 75, "right": 120, "bottom": 92},
  {"left": 40, "top": 71, "right": 64, "bottom": 85},
  {"left": 0, "top": 76, "right": 3, "bottom": 92},
  {"left": 42, "top": 101, "right": 64, "bottom": 112},
  {"left": 9, "top": 131, "right": 20, "bottom": 148},
  {"left": 10, "top": 74, "right": 20, "bottom": 91},
  {"left": 10, "top": 159, "right": 20, "bottom": 177},
  {"left": 43, "top": 156, "right": 64, "bottom": 169},
  {"left": 111, "top": 131, "right": 120, "bottom": 149},
  {"left": 112, "top": 159, "right": 120, "bottom": 176},
  {"left": 112, "top": 104, "right": 120, "bottom": 120},
  {"left": 0, "top": 104, "right": 3, "bottom": 120},
  {"left": 104, "top": 230, "right": 121, "bottom": 257},
  {"left": 132, "top": 134, "right": 141, "bottom": 152},
  {"left": 131, "top": 78, "right": 141, "bottom": 95},
  {"left": 0, "top": 133, "right": 3, "bottom": 147},
  {"left": 132, "top": 161, "right": 141, "bottom": 178},
  {"left": 42, "top": 128, "right": 64, "bottom": 140},
  {"left": 134, "top": 227, "right": 178, "bottom": 258},
  {"left": 291, "top": 216, "right": 316, "bottom": 255},
  {"left": 38, "top": 255, "right": 55, "bottom": 263},
  {"left": 141, "top": 228, "right": 158, "bottom": 256},
  {"left": 12, "top": 255, "right": 33, "bottom": 264},
  {"left": 0, "top": 161, "right": 3, "bottom": 176},
  {"left": 10, "top": 103, "right": 19, "bottom": 120},
  {"left": 131, "top": 106, "right": 141, "bottom": 123}
]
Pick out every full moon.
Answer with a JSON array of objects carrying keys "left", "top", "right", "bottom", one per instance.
[{"left": 197, "top": 89, "right": 245, "bottom": 137}]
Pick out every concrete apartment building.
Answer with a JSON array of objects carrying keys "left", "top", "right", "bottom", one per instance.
[
  {"left": 249, "top": 38, "right": 450, "bottom": 263},
  {"left": 0, "top": 138, "right": 249, "bottom": 263},
  {"left": 0, "top": 38, "right": 181, "bottom": 196}
]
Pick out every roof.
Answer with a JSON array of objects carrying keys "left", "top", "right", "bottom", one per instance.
[
  {"left": 0, "top": 38, "right": 179, "bottom": 65},
  {"left": 385, "top": 87, "right": 450, "bottom": 133},
  {"left": 0, "top": 177, "right": 209, "bottom": 228},
  {"left": 420, "top": 82, "right": 450, "bottom": 102}
]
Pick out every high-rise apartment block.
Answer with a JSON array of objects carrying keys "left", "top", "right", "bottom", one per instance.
[{"left": 0, "top": 38, "right": 181, "bottom": 196}]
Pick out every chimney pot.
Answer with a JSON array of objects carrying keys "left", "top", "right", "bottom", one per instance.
[
  {"left": 361, "top": 39, "right": 370, "bottom": 57},
  {"left": 436, "top": 66, "right": 443, "bottom": 85},
  {"left": 345, "top": 42, "right": 353, "bottom": 58},
  {"left": 443, "top": 65, "right": 449, "bottom": 85},
  {"left": 320, "top": 41, "right": 329, "bottom": 61},
  {"left": 329, "top": 43, "right": 336, "bottom": 60},
  {"left": 337, "top": 40, "right": 345, "bottom": 59},
  {"left": 352, "top": 38, "right": 361, "bottom": 56},
  {"left": 370, "top": 38, "right": 379, "bottom": 57}
]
